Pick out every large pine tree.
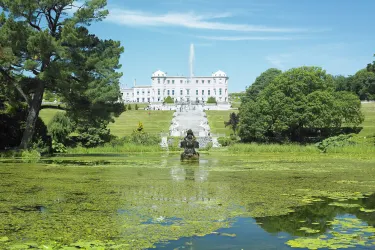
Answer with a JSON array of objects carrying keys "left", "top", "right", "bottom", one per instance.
[{"left": 0, "top": 0, "right": 124, "bottom": 149}]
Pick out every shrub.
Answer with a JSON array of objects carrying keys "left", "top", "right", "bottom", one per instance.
[
  {"left": 135, "top": 104, "right": 139, "bottom": 110},
  {"left": 218, "top": 136, "right": 236, "bottom": 146},
  {"left": 130, "top": 132, "right": 160, "bottom": 145},
  {"left": 21, "top": 149, "right": 41, "bottom": 163},
  {"left": 129, "top": 122, "right": 160, "bottom": 145},
  {"left": 315, "top": 134, "right": 356, "bottom": 153},
  {"left": 48, "top": 112, "right": 73, "bottom": 144},
  {"left": 75, "top": 125, "right": 111, "bottom": 148},
  {"left": 127, "top": 104, "right": 132, "bottom": 110},
  {"left": 206, "top": 97, "right": 217, "bottom": 104},
  {"left": 202, "top": 142, "right": 213, "bottom": 151},
  {"left": 164, "top": 96, "right": 174, "bottom": 104}
]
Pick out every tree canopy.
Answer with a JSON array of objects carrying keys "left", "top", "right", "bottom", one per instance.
[
  {"left": 0, "top": 0, "right": 124, "bottom": 149},
  {"left": 242, "top": 68, "right": 282, "bottom": 103},
  {"left": 239, "top": 66, "right": 363, "bottom": 143}
]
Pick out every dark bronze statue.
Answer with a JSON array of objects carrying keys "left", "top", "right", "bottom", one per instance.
[{"left": 180, "top": 129, "right": 199, "bottom": 161}]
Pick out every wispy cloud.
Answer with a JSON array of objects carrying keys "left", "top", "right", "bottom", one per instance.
[
  {"left": 106, "top": 10, "right": 307, "bottom": 33},
  {"left": 198, "top": 36, "right": 304, "bottom": 41}
]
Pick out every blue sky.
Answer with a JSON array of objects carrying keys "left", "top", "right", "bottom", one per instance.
[{"left": 86, "top": 0, "right": 375, "bottom": 92}]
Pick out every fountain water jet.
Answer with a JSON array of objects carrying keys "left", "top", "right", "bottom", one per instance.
[{"left": 189, "top": 43, "right": 194, "bottom": 81}]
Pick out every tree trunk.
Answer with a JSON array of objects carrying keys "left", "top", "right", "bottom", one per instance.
[{"left": 19, "top": 81, "right": 45, "bottom": 149}]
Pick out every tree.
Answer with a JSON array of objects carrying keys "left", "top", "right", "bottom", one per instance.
[
  {"left": 348, "top": 69, "right": 375, "bottom": 101},
  {"left": 0, "top": 0, "right": 124, "bottom": 149},
  {"left": 206, "top": 96, "right": 216, "bottom": 104},
  {"left": 224, "top": 112, "right": 240, "bottom": 135},
  {"left": 333, "top": 75, "right": 350, "bottom": 92},
  {"left": 164, "top": 96, "right": 174, "bottom": 104},
  {"left": 242, "top": 68, "right": 282, "bottom": 103},
  {"left": 239, "top": 66, "right": 363, "bottom": 142}
]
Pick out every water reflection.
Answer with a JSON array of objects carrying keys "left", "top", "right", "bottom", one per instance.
[
  {"left": 257, "top": 193, "right": 375, "bottom": 235},
  {"left": 155, "top": 194, "right": 375, "bottom": 249},
  {"left": 170, "top": 160, "right": 209, "bottom": 182}
]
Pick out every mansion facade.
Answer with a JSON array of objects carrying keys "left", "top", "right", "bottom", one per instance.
[{"left": 121, "top": 70, "right": 229, "bottom": 103}]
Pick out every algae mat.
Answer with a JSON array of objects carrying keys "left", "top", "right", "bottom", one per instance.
[{"left": 0, "top": 153, "right": 375, "bottom": 249}]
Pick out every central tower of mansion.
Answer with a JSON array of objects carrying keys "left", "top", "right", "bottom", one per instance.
[{"left": 121, "top": 70, "right": 229, "bottom": 103}]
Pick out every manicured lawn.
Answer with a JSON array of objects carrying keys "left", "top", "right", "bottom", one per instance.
[
  {"left": 108, "top": 110, "right": 174, "bottom": 137},
  {"left": 359, "top": 102, "right": 375, "bottom": 136},
  {"left": 39, "top": 109, "right": 173, "bottom": 137},
  {"left": 205, "top": 110, "right": 238, "bottom": 136},
  {"left": 39, "top": 109, "right": 65, "bottom": 125}
]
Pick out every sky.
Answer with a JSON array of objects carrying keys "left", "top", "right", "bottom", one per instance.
[{"left": 84, "top": 0, "right": 375, "bottom": 92}]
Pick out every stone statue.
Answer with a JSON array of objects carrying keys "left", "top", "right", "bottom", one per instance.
[{"left": 180, "top": 129, "right": 199, "bottom": 161}]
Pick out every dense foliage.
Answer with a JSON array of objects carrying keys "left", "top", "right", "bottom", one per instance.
[
  {"left": 206, "top": 96, "right": 217, "bottom": 104},
  {"left": 0, "top": 104, "right": 51, "bottom": 152},
  {"left": 243, "top": 68, "right": 282, "bottom": 103},
  {"left": 0, "top": 0, "right": 124, "bottom": 149},
  {"left": 239, "top": 67, "right": 364, "bottom": 143},
  {"left": 334, "top": 70, "right": 375, "bottom": 101},
  {"left": 164, "top": 96, "right": 174, "bottom": 104}
]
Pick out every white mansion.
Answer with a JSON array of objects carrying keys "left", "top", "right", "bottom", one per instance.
[{"left": 121, "top": 70, "right": 229, "bottom": 103}]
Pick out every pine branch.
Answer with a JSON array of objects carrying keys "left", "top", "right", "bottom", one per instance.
[{"left": 0, "top": 68, "right": 31, "bottom": 106}]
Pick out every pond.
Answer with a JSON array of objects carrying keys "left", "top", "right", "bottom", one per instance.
[{"left": 0, "top": 153, "right": 375, "bottom": 249}]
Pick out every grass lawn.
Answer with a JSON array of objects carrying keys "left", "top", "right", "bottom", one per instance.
[
  {"left": 230, "top": 101, "right": 241, "bottom": 109},
  {"left": 108, "top": 110, "right": 174, "bottom": 137},
  {"left": 358, "top": 102, "right": 375, "bottom": 136},
  {"left": 39, "top": 102, "right": 374, "bottom": 138},
  {"left": 39, "top": 109, "right": 65, "bottom": 125},
  {"left": 206, "top": 110, "right": 238, "bottom": 136},
  {"left": 39, "top": 109, "right": 173, "bottom": 137}
]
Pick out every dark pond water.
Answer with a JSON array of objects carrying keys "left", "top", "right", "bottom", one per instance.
[
  {"left": 0, "top": 154, "right": 375, "bottom": 249},
  {"left": 154, "top": 196, "right": 375, "bottom": 250}
]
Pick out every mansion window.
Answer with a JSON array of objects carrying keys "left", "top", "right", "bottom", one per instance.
[
  {"left": 148, "top": 90, "right": 150, "bottom": 94},
  {"left": 158, "top": 89, "right": 160, "bottom": 95},
  {"left": 202, "top": 80, "right": 204, "bottom": 84},
  {"left": 172, "top": 90, "right": 175, "bottom": 95},
  {"left": 208, "top": 90, "right": 210, "bottom": 95},
  {"left": 167, "top": 90, "right": 170, "bottom": 95},
  {"left": 137, "top": 91, "right": 139, "bottom": 95},
  {"left": 167, "top": 80, "right": 170, "bottom": 84},
  {"left": 180, "top": 89, "right": 183, "bottom": 95},
  {"left": 137, "top": 98, "right": 139, "bottom": 102},
  {"left": 196, "top": 90, "right": 198, "bottom": 95},
  {"left": 158, "top": 79, "right": 160, "bottom": 84},
  {"left": 142, "top": 91, "right": 145, "bottom": 95},
  {"left": 202, "top": 90, "right": 204, "bottom": 95},
  {"left": 208, "top": 80, "right": 211, "bottom": 84},
  {"left": 219, "top": 88, "right": 222, "bottom": 95},
  {"left": 187, "top": 89, "right": 190, "bottom": 95},
  {"left": 172, "top": 80, "right": 175, "bottom": 84},
  {"left": 196, "top": 80, "right": 198, "bottom": 83},
  {"left": 180, "top": 80, "right": 183, "bottom": 83}
]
